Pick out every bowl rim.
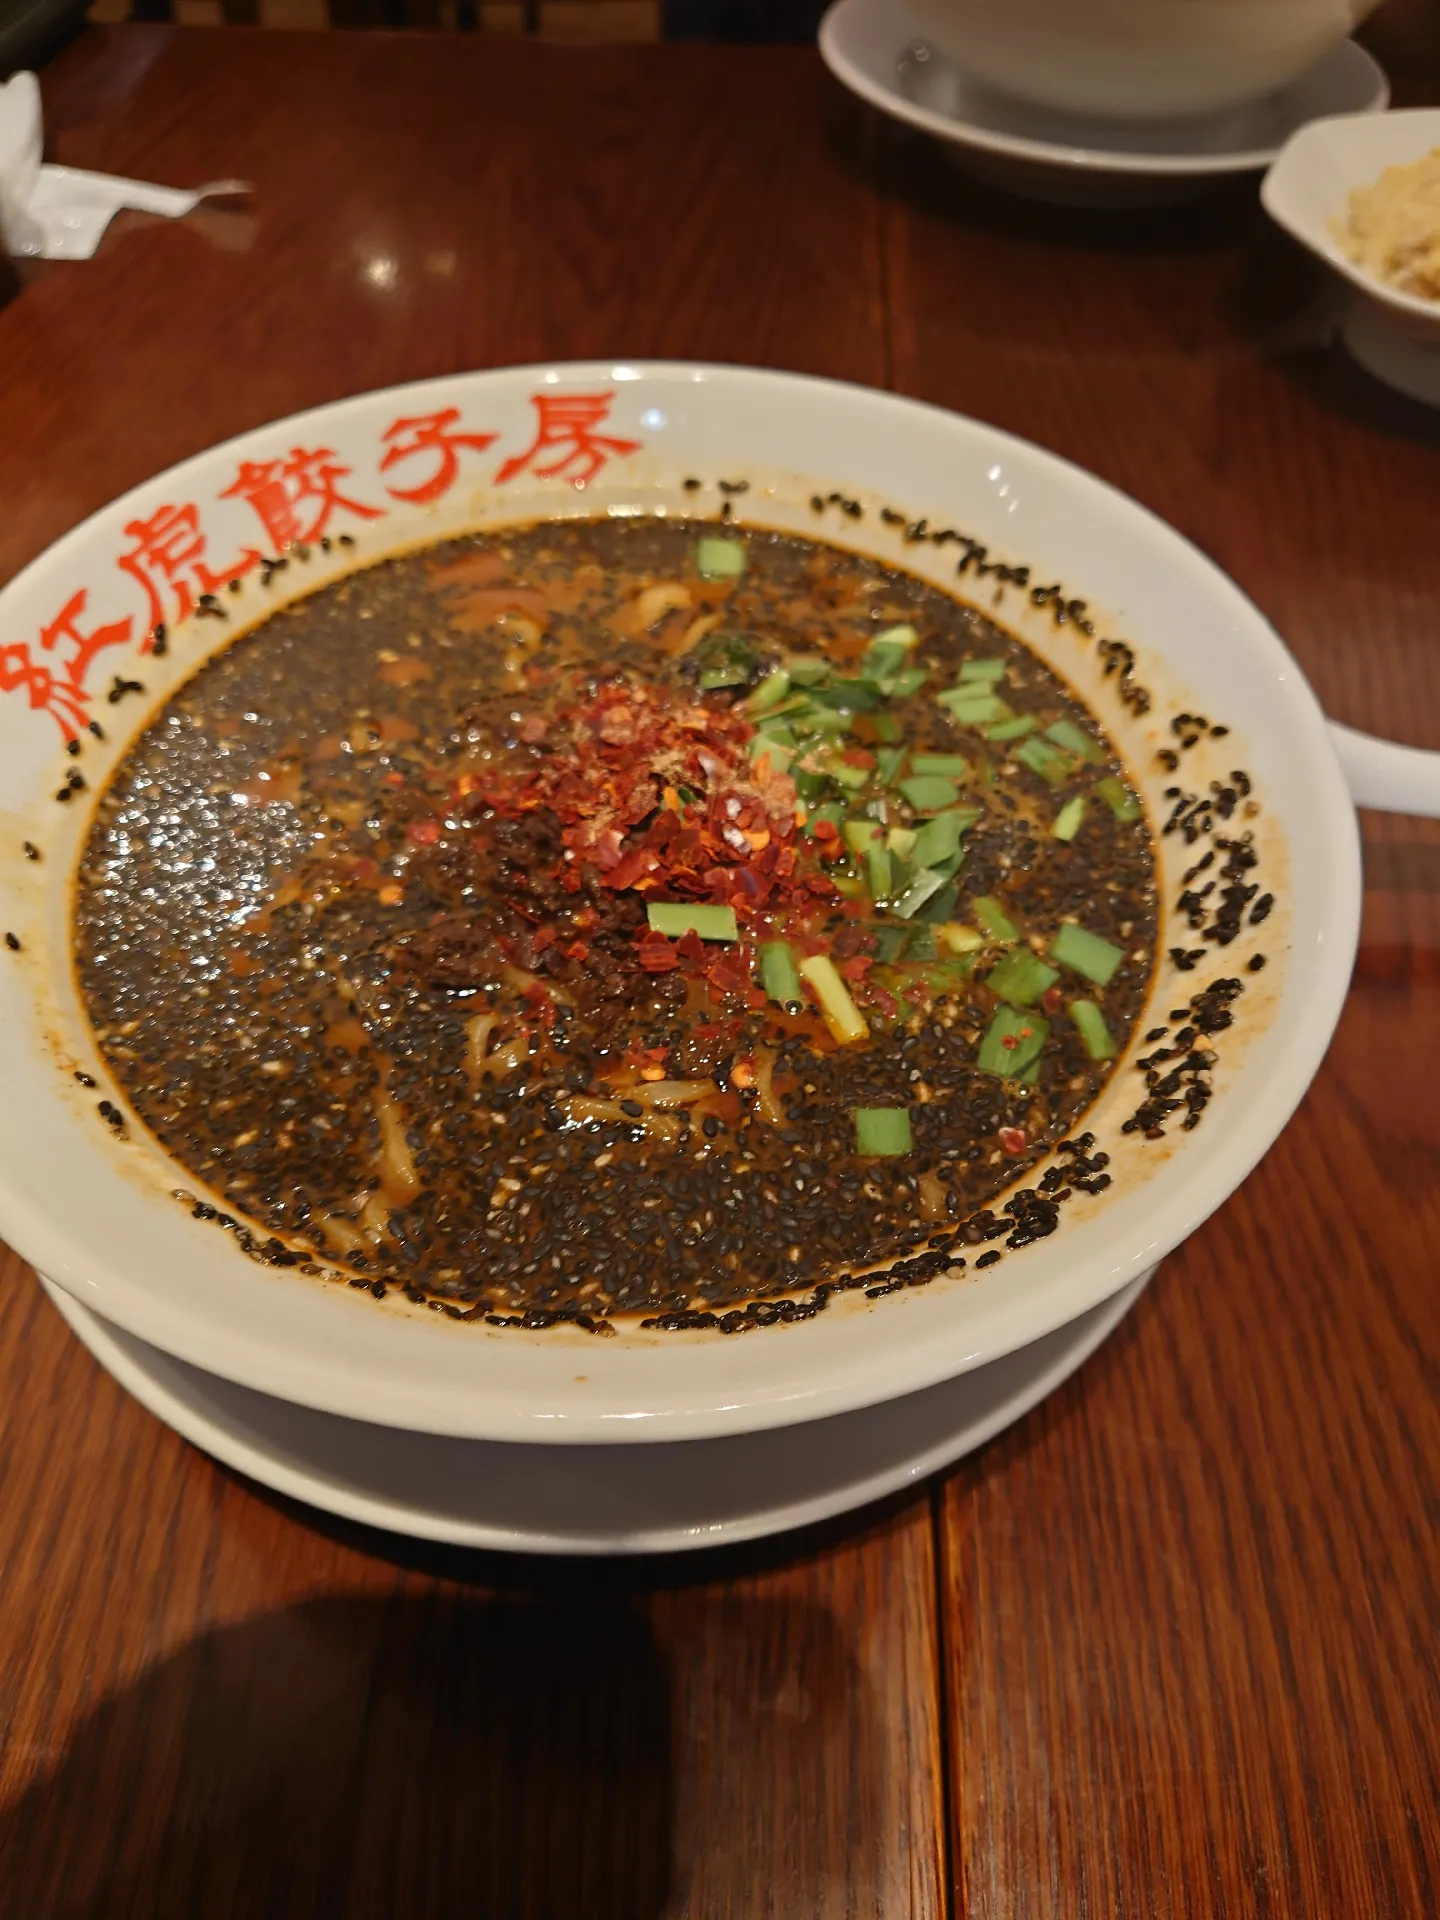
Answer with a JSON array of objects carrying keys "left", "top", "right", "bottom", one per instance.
[
  {"left": 0, "top": 359, "right": 1363, "bottom": 1442},
  {"left": 820, "top": 0, "right": 1389, "bottom": 180}
]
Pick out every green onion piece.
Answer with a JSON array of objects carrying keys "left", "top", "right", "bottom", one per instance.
[
  {"left": 647, "top": 902, "right": 738, "bottom": 941},
  {"left": 872, "top": 925, "right": 912, "bottom": 964},
  {"left": 884, "top": 667, "right": 929, "bottom": 699},
  {"left": 865, "top": 841, "right": 892, "bottom": 901},
  {"left": 875, "top": 745, "right": 908, "bottom": 786},
  {"left": 1045, "top": 718, "right": 1103, "bottom": 762},
  {"left": 985, "top": 714, "right": 1038, "bottom": 743},
  {"left": 937, "top": 922, "right": 984, "bottom": 954},
  {"left": 1014, "top": 736, "right": 1074, "bottom": 785},
  {"left": 753, "top": 715, "right": 797, "bottom": 744},
  {"left": 1050, "top": 921, "right": 1124, "bottom": 985},
  {"left": 824, "top": 756, "right": 870, "bottom": 792},
  {"left": 873, "top": 622, "right": 919, "bottom": 650},
  {"left": 886, "top": 825, "right": 917, "bottom": 858},
  {"left": 959, "top": 658, "right": 1007, "bottom": 683},
  {"left": 973, "top": 895, "right": 1020, "bottom": 942},
  {"left": 976, "top": 1006, "right": 1050, "bottom": 1078},
  {"left": 910, "top": 807, "right": 966, "bottom": 869},
  {"left": 792, "top": 705, "right": 852, "bottom": 736},
  {"left": 697, "top": 663, "right": 749, "bottom": 691},
  {"left": 843, "top": 819, "right": 881, "bottom": 857},
  {"left": 937, "top": 690, "right": 1011, "bottom": 727},
  {"left": 985, "top": 947, "right": 1060, "bottom": 1008},
  {"left": 914, "top": 880, "right": 960, "bottom": 924},
  {"left": 695, "top": 536, "right": 747, "bottom": 579},
  {"left": 1017, "top": 1056, "right": 1043, "bottom": 1086},
  {"left": 830, "top": 871, "right": 866, "bottom": 898},
  {"left": 861, "top": 640, "right": 912, "bottom": 687},
  {"left": 752, "top": 739, "right": 794, "bottom": 775},
  {"left": 799, "top": 953, "right": 869, "bottom": 1045},
  {"left": 745, "top": 669, "right": 792, "bottom": 715},
  {"left": 871, "top": 712, "right": 900, "bottom": 743},
  {"left": 905, "top": 924, "right": 938, "bottom": 962},
  {"left": 1069, "top": 998, "right": 1116, "bottom": 1060},
  {"left": 910, "top": 753, "right": 969, "bottom": 777},
  {"left": 854, "top": 1107, "right": 913, "bottom": 1157},
  {"left": 1096, "top": 775, "right": 1143, "bottom": 824},
  {"left": 811, "top": 677, "right": 881, "bottom": 713},
  {"left": 918, "top": 956, "right": 976, "bottom": 990},
  {"left": 1051, "top": 795, "right": 1087, "bottom": 841},
  {"left": 803, "top": 800, "right": 846, "bottom": 839},
  {"left": 760, "top": 940, "right": 803, "bottom": 1007},
  {"left": 891, "top": 869, "right": 948, "bottom": 919},
  {"left": 899, "top": 774, "right": 960, "bottom": 813},
  {"left": 792, "top": 768, "right": 829, "bottom": 803},
  {"left": 787, "top": 656, "right": 829, "bottom": 685}
]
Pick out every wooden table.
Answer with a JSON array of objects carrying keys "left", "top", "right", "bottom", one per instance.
[{"left": 1, "top": 26, "right": 1436, "bottom": 1915}]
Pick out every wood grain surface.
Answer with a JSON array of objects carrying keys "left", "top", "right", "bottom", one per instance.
[{"left": 0, "top": 25, "right": 1436, "bottom": 1917}]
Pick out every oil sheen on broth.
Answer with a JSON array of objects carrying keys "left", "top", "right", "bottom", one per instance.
[{"left": 74, "top": 519, "right": 1158, "bottom": 1318}]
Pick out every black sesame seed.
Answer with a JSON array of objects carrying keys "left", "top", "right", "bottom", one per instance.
[
  {"left": 4, "top": 932, "right": 19, "bottom": 951},
  {"left": 1248, "top": 953, "right": 1267, "bottom": 972},
  {"left": 74, "top": 1070, "right": 97, "bottom": 1087},
  {"left": 22, "top": 841, "right": 40, "bottom": 861}
]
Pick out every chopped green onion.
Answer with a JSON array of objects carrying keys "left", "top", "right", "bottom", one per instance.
[
  {"left": 985, "top": 714, "right": 1038, "bottom": 743},
  {"left": 872, "top": 622, "right": 919, "bottom": 651},
  {"left": 913, "top": 880, "right": 960, "bottom": 924},
  {"left": 647, "top": 902, "right": 738, "bottom": 941},
  {"left": 745, "top": 669, "right": 792, "bottom": 715},
  {"left": 753, "top": 715, "right": 797, "bottom": 743},
  {"left": 811, "top": 677, "right": 881, "bottom": 712},
  {"left": 1096, "top": 775, "right": 1143, "bottom": 824},
  {"left": 938, "top": 691, "right": 1012, "bottom": 728},
  {"left": 1069, "top": 998, "right": 1116, "bottom": 1060},
  {"left": 1051, "top": 796, "right": 1087, "bottom": 841},
  {"left": 977, "top": 1006, "right": 1050, "bottom": 1078},
  {"left": 910, "top": 807, "right": 967, "bottom": 870},
  {"left": 884, "top": 667, "right": 929, "bottom": 699},
  {"left": 1045, "top": 718, "right": 1103, "bottom": 762},
  {"left": 959, "top": 658, "right": 1007, "bottom": 683},
  {"left": 1050, "top": 921, "right": 1124, "bottom": 985},
  {"left": 937, "top": 923, "right": 984, "bottom": 955},
  {"left": 695, "top": 536, "right": 747, "bottom": 579},
  {"left": 823, "top": 755, "right": 870, "bottom": 791},
  {"left": 891, "top": 869, "right": 948, "bottom": 919},
  {"left": 803, "top": 800, "right": 846, "bottom": 839},
  {"left": 865, "top": 841, "right": 893, "bottom": 901},
  {"left": 899, "top": 774, "right": 960, "bottom": 813},
  {"left": 875, "top": 745, "right": 908, "bottom": 786},
  {"left": 921, "top": 954, "right": 978, "bottom": 986},
  {"left": 787, "top": 656, "right": 829, "bottom": 685},
  {"left": 792, "top": 705, "right": 852, "bottom": 736},
  {"left": 985, "top": 947, "right": 1060, "bottom": 1008},
  {"left": 799, "top": 953, "right": 869, "bottom": 1045},
  {"left": 697, "top": 663, "right": 748, "bottom": 691},
  {"left": 854, "top": 1107, "right": 913, "bottom": 1157},
  {"left": 792, "top": 768, "right": 828, "bottom": 803},
  {"left": 759, "top": 940, "right": 803, "bottom": 1007},
  {"left": 1014, "top": 736, "right": 1074, "bottom": 785},
  {"left": 886, "top": 825, "right": 917, "bottom": 858},
  {"left": 871, "top": 712, "right": 900, "bottom": 743},
  {"left": 910, "top": 753, "right": 969, "bottom": 777},
  {"left": 905, "top": 924, "right": 938, "bottom": 961},
  {"left": 842, "top": 819, "right": 880, "bottom": 857},
  {"left": 752, "top": 739, "right": 794, "bottom": 774},
  {"left": 830, "top": 871, "right": 866, "bottom": 898},
  {"left": 973, "top": 895, "right": 1020, "bottom": 943},
  {"left": 872, "top": 925, "right": 912, "bottom": 964}
]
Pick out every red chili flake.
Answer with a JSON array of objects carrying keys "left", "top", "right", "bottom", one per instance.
[
  {"left": 1001, "top": 1033, "right": 1018, "bottom": 1051},
  {"left": 1040, "top": 986, "right": 1063, "bottom": 1014},
  {"left": 811, "top": 818, "right": 840, "bottom": 843},
  {"left": 637, "top": 936, "right": 678, "bottom": 972},
  {"left": 839, "top": 955, "right": 872, "bottom": 982},
  {"left": 839, "top": 747, "right": 876, "bottom": 770},
  {"left": 384, "top": 771, "right": 405, "bottom": 787},
  {"left": 519, "top": 715, "right": 547, "bottom": 743},
  {"left": 532, "top": 926, "right": 557, "bottom": 954},
  {"left": 999, "top": 1126, "right": 1027, "bottom": 1156},
  {"left": 406, "top": 820, "right": 440, "bottom": 846},
  {"left": 676, "top": 928, "right": 705, "bottom": 964}
]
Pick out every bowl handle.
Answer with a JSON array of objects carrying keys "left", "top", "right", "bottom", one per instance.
[{"left": 1329, "top": 723, "right": 1440, "bottom": 818}]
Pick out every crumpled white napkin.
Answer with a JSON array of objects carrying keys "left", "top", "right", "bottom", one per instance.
[{"left": 0, "top": 70, "right": 248, "bottom": 261}]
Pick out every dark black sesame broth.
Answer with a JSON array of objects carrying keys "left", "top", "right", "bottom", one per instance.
[{"left": 74, "top": 518, "right": 1160, "bottom": 1324}]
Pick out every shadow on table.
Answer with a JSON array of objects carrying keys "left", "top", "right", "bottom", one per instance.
[{"left": 0, "top": 1592, "right": 674, "bottom": 1917}]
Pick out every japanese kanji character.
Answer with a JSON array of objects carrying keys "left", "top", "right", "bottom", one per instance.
[
  {"left": 380, "top": 409, "right": 498, "bottom": 506},
  {"left": 0, "top": 590, "right": 134, "bottom": 741},
  {"left": 220, "top": 447, "right": 384, "bottom": 552},
  {"left": 117, "top": 502, "right": 253, "bottom": 645},
  {"left": 495, "top": 392, "right": 642, "bottom": 488}
]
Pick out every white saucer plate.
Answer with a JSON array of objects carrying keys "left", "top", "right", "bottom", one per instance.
[
  {"left": 41, "top": 1267, "right": 1152, "bottom": 1555},
  {"left": 819, "top": 0, "right": 1390, "bottom": 207}
]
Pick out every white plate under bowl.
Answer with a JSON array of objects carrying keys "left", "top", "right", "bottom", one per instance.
[
  {"left": 820, "top": 0, "right": 1390, "bottom": 207},
  {"left": 40, "top": 1268, "right": 1152, "bottom": 1554}
]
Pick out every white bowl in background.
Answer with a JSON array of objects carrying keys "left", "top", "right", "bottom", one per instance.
[
  {"left": 1263, "top": 107, "right": 1440, "bottom": 407},
  {"left": 905, "top": 0, "right": 1385, "bottom": 125},
  {"left": 1, "top": 362, "right": 1437, "bottom": 1450}
]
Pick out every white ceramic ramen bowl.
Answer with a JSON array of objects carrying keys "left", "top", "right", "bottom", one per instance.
[
  {"left": 1, "top": 362, "right": 1436, "bottom": 1445},
  {"left": 1263, "top": 108, "right": 1440, "bottom": 408},
  {"left": 904, "top": 0, "right": 1385, "bottom": 125}
]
